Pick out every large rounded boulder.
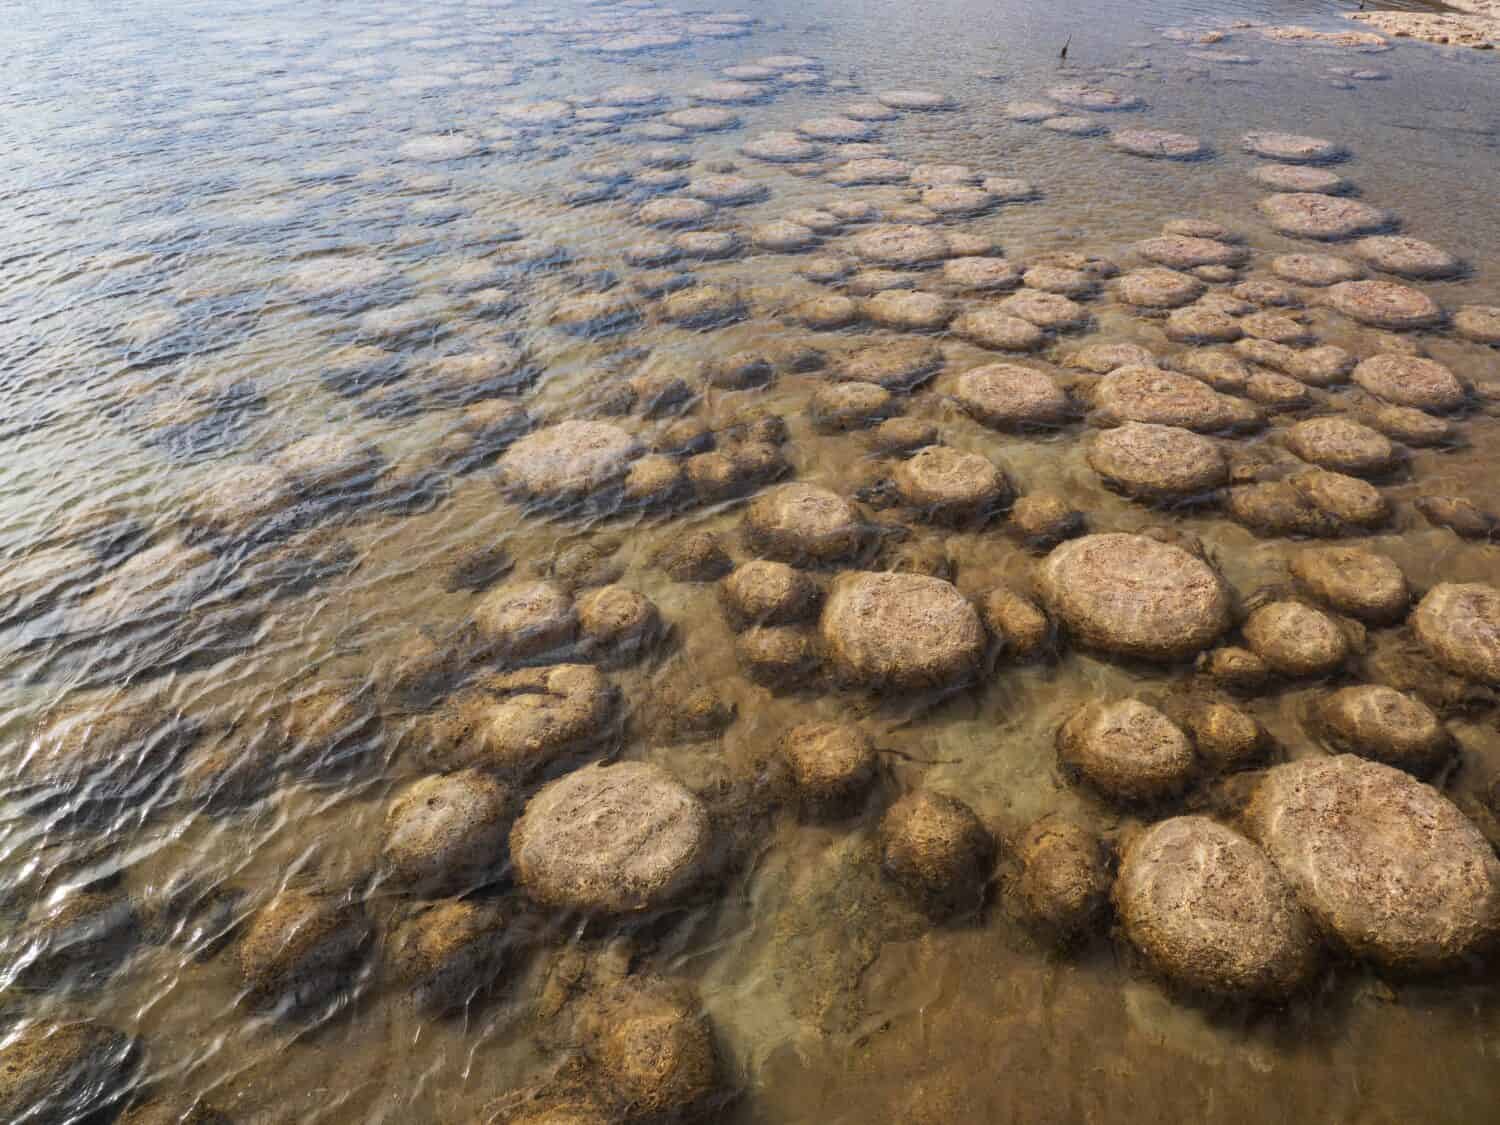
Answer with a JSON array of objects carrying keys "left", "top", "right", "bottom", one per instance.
[
  {"left": 1411, "top": 583, "right": 1500, "bottom": 685},
  {"left": 818, "top": 571, "right": 985, "bottom": 691},
  {"left": 1310, "top": 685, "right": 1452, "bottom": 777},
  {"left": 1245, "top": 756, "right": 1500, "bottom": 971},
  {"left": 497, "top": 420, "right": 642, "bottom": 502},
  {"left": 237, "top": 889, "right": 371, "bottom": 1006},
  {"left": 0, "top": 1020, "right": 137, "bottom": 1125},
  {"left": 510, "top": 761, "right": 711, "bottom": 914},
  {"left": 381, "top": 770, "right": 513, "bottom": 896},
  {"left": 743, "top": 483, "right": 867, "bottom": 565},
  {"left": 1038, "top": 533, "right": 1232, "bottom": 661},
  {"left": 1115, "top": 816, "right": 1320, "bottom": 999},
  {"left": 1057, "top": 699, "right": 1196, "bottom": 804}
]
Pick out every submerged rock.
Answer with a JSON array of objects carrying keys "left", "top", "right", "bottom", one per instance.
[
  {"left": 511, "top": 761, "right": 711, "bottom": 913},
  {"left": 497, "top": 421, "right": 642, "bottom": 502},
  {"left": 573, "top": 977, "right": 720, "bottom": 1118},
  {"left": 780, "top": 721, "right": 878, "bottom": 807},
  {"left": 0, "top": 1020, "right": 137, "bottom": 1124},
  {"left": 1290, "top": 545, "right": 1409, "bottom": 624},
  {"left": 1013, "top": 816, "right": 1110, "bottom": 941},
  {"left": 879, "top": 790, "right": 993, "bottom": 915},
  {"left": 743, "top": 483, "right": 867, "bottom": 565},
  {"left": 1058, "top": 699, "right": 1196, "bottom": 804},
  {"left": 1246, "top": 756, "right": 1500, "bottom": 971},
  {"left": 381, "top": 770, "right": 513, "bottom": 896},
  {"left": 1088, "top": 423, "right": 1227, "bottom": 501},
  {"left": 1412, "top": 582, "right": 1500, "bottom": 684},
  {"left": 1243, "top": 600, "right": 1350, "bottom": 677},
  {"left": 819, "top": 571, "right": 985, "bottom": 691},
  {"left": 1038, "top": 533, "right": 1231, "bottom": 661},
  {"left": 238, "top": 889, "right": 370, "bottom": 1007},
  {"left": 1351, "top": 354, "right": 1465, "bottom": 412},
  {"left": 1310, "top": 685, "right": 1452, "bottom": 776},
  {"left": 1115, "top": 816, "right": 1319, "bottom": 999},
  {"left": 385, "top": 898, "right": 512, "bottom": 1014},
  {"left": 1324, "top": 280, "right": 1443, "bottom": 330}
]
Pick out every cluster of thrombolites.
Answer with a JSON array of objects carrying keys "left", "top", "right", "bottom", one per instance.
[{"left": 9, "top": 4, "right": 1500, "bottom": 1123}]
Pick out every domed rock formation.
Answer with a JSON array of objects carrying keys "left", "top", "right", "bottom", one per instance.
[
  {"left": 1310, "top": 685, "right": 1452, "bottom": 777},
  {"left": 818, "top": 572, "right": 985, "bottom": 691},
  {"left": 1057, "top": 699, "right": 1196, "bottom": 804},
  {"left": 1412, "top": 583, "right": 1500, "bottom": 684},
  {"left": 879, "top": 790, "right": 993, "bottom": 914},
  {"left": 1245, "top": 756, "right": 1500, "bottom": 971},
  {"left": 1115, "top": 816, "right": 1319, "bottom": 998},
  {"left": 1037, "top": 534, "right": 1232, "bottom": 661},
  {"left": 381, "top": 770, "right": 513, "bottom": 896},
  {"left": 510, "top": 762, "right": 711, "bottom": 913}
]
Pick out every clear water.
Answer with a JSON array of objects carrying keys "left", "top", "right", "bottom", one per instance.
[{"left": 3, "top": 0, "right": 1500, "bottom": 1121}]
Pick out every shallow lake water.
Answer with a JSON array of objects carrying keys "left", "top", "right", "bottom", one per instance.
[{"left": 4, "top": 0, "right": 1500, "bottom": 1122}]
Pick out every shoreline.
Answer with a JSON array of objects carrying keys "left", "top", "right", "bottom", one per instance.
[{"left": 1348, "top": 1, "right": 1500, "bottom": 50}]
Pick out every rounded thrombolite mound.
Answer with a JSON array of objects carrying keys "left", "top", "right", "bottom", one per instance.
[
  {"left": 1285, "top": 416, "right": 1399, "bottom": 477},
  {"left": 866, "top": 289, "right": 954, "bottom": 331},
  {"left": 0, "top": 1019, "right": 138, "bottom": 1124},
  {"left": 1037, "top": 533, "right": 1232, "bottom": 661},
  {"left": 1012, "top": 815, "right": 1110, "bottom": 941},
  {"left": 743, "top": 483, "right": 867, "bottom": 565},
  {"left": 381, "top": 770, "right": 513, "bottom": 896},
  {"left": 942, "top": 256, "right": 1022, "bottom": 292},
  {"left": 1008, "top": 493, "right": 1085, "bottom": 550},
  {"left": 1290, "top": 545, "right": 1409, "bottom": 624},
  {"left": 879, "top": 790, "right": 993, "bottom": 914},
  {"left": 1057, "top": 699, "right": 1196, "bottom": 804},
  {"left": 779, "top": 721, "right": 878, "bottom": 807},
  {"left": 573, "top": 976, "right": 720, "bottom": 1119},
  {"left": 1323, "top": 280, "right": 1443, "bottom": 331},
  {"left": 1119, "top": 267, "right": 1204, "bottom": 308},
  {"left": 1453, "top": 304, "right": 1500, "bottom": 345},
  {"left": 469, "top": 580, "right": 577, "bottom": 663},
  {"left": 837, "top": 338, "right": 944, "bottom": 390},
  {"left": 1090, "top": 366, "right": 1255, "bottom": 433},
  {"left": 385, "top": 898, "right": 511, "bottom": 1014},
  {"left": 1245, "top": 755, "right": 1500, "bottom": 971},
  {"left": 818, "top": 571, "right": 986, "bottom": 691},
  {"left": 1351, "top": 235, "right": 1463, "bottom": 280},
  {"left": 1111, "top": 128, "right": 1208, "bottom": 160},
  {"left": 951, "top": 363, "right": 1072, "bottom": 429},
  {"left": 1411, "top": 582, "right": 1500, "bottom": 685},
  {"left": 1242, "top": 600, "right": 1349, "bottom": 678},
  {"left": 1310, "top": 685, "right": 1453, "bottom": 777},
  {"left": 1252, "top": 163, "right": 1350, "bottom": 194},
  {"left": 1087, "top": 423, "right": 1228, "bottom": 501},
  {"left": 662, "top": 283, "right": 747, "bottom": 328},
  {"left": 1241, "top": 131, "right": 1345, "bottom": 163},
  {"left": 424, "top": 664, "right": 615, "bottom": 776},
  {"left": 810, "top": 382, "right": 894, "bottom": 431},
  {"left": 981, "top": 586, "right": 1052, "bottom": 659},
  {"left": 1351, "top": 354, "right": 1466, "bottom": 413},
  {"left": 951, "top": 307, "right": 1047, "bottom": 351},
  {"left": 735, "top": 625, "right": 817, "bottom": 688},
  {"left": 720, "top": 560, "right": 819, "bottom": 629},
  {"left": 1180, "top": 699, "right": 1266, "bottom": 772},
  {"left": 655, "top": 532, "right": 733, "bottom": 582},
  {"left": 1416, "top": 496, "right": 1498, "bottom": 540},
  {"left": 1115, "top": 816, "right": 1320, "bottom": 1000},
  {"left": 850, "top": 224, "right": 950, "bottom": 268},
  {"left": 1257, "top": 193, "right": 1391, "bottom": 240},
  {"left": 496, "top": 421, "right": 642, "bottom": 502},
  {"left": 576, "top": 585, "right": 661, "bottom": 663},
  {"left": 237, "top": 889, "right": 371, "bottom": 1006},
  {"left": 510, "top": 761, "right": 711, "bottom": 913},
  {"left": 1135, "top": 235, "right": 1248, "bottom": 270},
  {"left": 894, "top": 445, "right": 1011, "bottom": 524}
]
